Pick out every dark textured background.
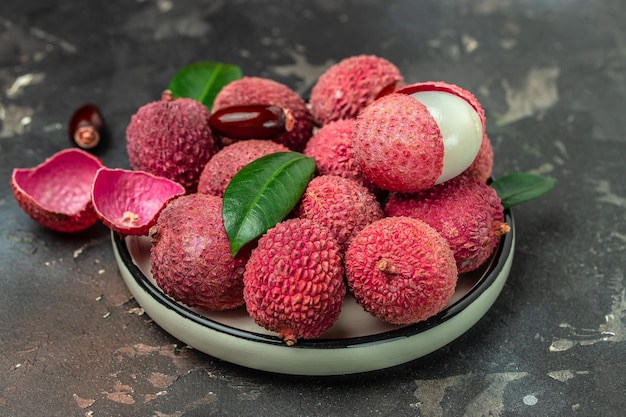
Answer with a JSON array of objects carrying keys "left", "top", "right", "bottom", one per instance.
[{"left": 1, "top": 1, "right": 625, "bottom": 416}]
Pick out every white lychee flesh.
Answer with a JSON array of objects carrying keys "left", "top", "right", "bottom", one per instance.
[{"left": 411, "top": 91, "right": 483, "bottom": 184}]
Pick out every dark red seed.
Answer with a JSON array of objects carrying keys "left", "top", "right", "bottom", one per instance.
[
  {"left": 208, "top": 104, "right": 294, "bottom": 140},
  {"left": 68, "top": 103, "right": 104, "bottom": 150}
]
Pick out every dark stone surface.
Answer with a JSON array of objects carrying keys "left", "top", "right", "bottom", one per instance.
[{"left": 1, "top": 1, "right": 624, "bottom": 416}]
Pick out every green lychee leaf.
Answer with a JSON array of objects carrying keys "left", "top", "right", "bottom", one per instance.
[
  {"left": 223, "top": 152, "right": 317, "bottom": 257},
  {"left": 167, "top": 61, "right": 242, "bottom": 110},
  {"left": 491, "top": 173, "right": 556, "bottom": 209}
]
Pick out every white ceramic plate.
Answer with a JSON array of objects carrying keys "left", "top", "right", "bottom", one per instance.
[{"left": 112, "top": 211, "right": 515, "bottom": 376}]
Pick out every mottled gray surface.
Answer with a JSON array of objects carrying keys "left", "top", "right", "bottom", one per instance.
[{"left": 1, "top": 1, "right": 625, "bottom": 416}]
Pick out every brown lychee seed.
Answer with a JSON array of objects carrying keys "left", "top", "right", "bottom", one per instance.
[
  {"left": 243, "top": 218, "right": 346, "bottom": 346},
  {"left": 309, "top": 54, "right": 404, "bottom": 125},
  {"left": 344, "top": 216, "right": 458, "bottom": 325},
  {"left": 150, "top": 193, "right": 249, "bottom": 311},
  {"left": 91, "top": 168, "right": 185, "bottom": 235},
  {"left": 384, "top": 175, "right": 508, "bottom": 273},
  {"left": 197, "top": 139, "right": 290, "bottom": 196},
  {"left": 68, "top": 103, "right": 104, "bottom": 150},
  {"left": 297, "top": 175, "right": 383, "bottom": 250},
  {"left": 125, "top": 94, "right": 217, "bottom": 193},
  {"left": 353, "top": 92, "right": 444, "bottom": 193},
  {"left": 11, "top": 148, "right": 104, "bottom": 232},
  {"left": 208, "top": 104, "right": 294, "bottom": 140},
  {"left": 212, "top": 77, "right": 313, "bottom": 151}
]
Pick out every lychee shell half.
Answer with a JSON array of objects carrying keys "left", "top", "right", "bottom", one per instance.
[
  {"left": 462, "top": 132, "right": 493, "bottom": 183},
  {"left": 309, "top": 54, "right": 404, "bottom": 125},
  {"left": 197, "top": 139, "right": 289, "bottom": 196},
  {"left": 91, "top": 168, "right": 186, "bottom": 235},
  {"left": 11, "top": 148, "right": 104, "bottom": 232},
  {"left": 150, "top": 193, "right": 248, "bottom": 311},
  {"left": 297, "top": 175, "right": 383, "bottom": 250},
  {"left": 212, "top": 77, "right": 314, "bottom": 152},
  {"left": 384, "top": 175, "right": 508, "bottom": 273},
  {"left": 126, "top": 97, "right": 217, "bottom": 193},
  {"left": 243, "top": 218, "right": 346, "bottom": 346},
  {"left": 353, "top": 92, "right": 444, "bottom": 193},
  {"left": 345, "top": 216, "right": 458, "bottom": 325}
]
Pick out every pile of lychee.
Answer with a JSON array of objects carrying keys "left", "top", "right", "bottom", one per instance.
[{"left": 11, "top": 55, "right": 511, "bottom": 347}]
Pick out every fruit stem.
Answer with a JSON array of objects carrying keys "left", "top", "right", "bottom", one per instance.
[
  {"left": 279, "top": 328, "right": 298, "bottom": 346},
  {"left": 376, "top": 258, "right": 400, "bottom": 274},
  {"left": 493, "top": 221, "right": 511, "bottom": 236},
  {"left": 161, "top": 89, "right": 175, "bottom": 102}
]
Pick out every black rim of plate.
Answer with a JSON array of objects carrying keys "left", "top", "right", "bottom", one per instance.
[{"left": 114, "top": 210, "right": 514, "bottom": 350}]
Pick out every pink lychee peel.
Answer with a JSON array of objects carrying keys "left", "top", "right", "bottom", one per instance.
[
  {"left": 11, "top": 148, "right": 104, "bottom": 232},
  {"left": 91, "top": 168, "right": 186, "bottom": 235}
]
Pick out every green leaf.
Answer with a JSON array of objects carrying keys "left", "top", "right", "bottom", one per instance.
[
  {"left": 491, "top": 173, "right": 556, "bottom": 209},
  {"left": 167, "top": 61, "right": 242, "bottom": 110},
  {"left": 223, "top": 152, "right": 317, "bottom": 257}
]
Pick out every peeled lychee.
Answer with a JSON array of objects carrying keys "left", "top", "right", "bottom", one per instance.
[
  {"left": 345, "top": 216, "right": 458, "bottom": 325},
  {"left": 309, "top": 54, "right": 404, "bottom": 125},
  {"left": 297, "top": 175, "right": 383, "bottom": 250},
  {"left": 150, "top": 193, "right": 248, "bottom": 311},
  {"left": 126, "top": 93, "right": 217, "bottom": 193},
  {"left": 197, "top": 139, "right": 289, "bottom": 196},
  {"left": 91, "top": 168, "right": 185, "bottom": 235},
  {"left": 384, "top": 175, "right": 509, "bottom": 273},
  {"left": 11, "top": 148, "right": 104, "bottom": 232},
  {"left": 462, "top": 132, "right": 494, "bottom": 183},
  {"left": 353, "top": 92, "right": 444, "bottom": 193},
  {"left": 243, "top": 218, "right": 345, "bottom": 346},
  {"left": 212, "top": 77, "right": 313, "bottom": 151}
]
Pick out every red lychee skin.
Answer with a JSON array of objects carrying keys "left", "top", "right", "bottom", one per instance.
[
  {"left": 384, "top": 175, "right": 509, "bottom": 273},
  {"left": 462, "top": 132, "right": 494, "bottom": 183},
  {"left": 297, "top": 175, "right": 384, "bottom": 250},
  {"left": 91, "top": 168, "right": 186, "bottom": 235},
  {"left": 243, "top": 218, "right": 346, "bottom": 346},
  {"left": 212, "top": 77, "right": 313, "bottom": 152},
  {"left": 126, "top": 96, "right": 217, "bottom": 193},
  {"left": 197, "top": 139, "right": 289, "bottom": 196},
  {"left": 353, "top": 92, "right": 444, "bottom": 193},
  {"left": 345, "top": 216, "right": 458, "bottom": 325},
  {"left": 11, "top": 148, "right": 104, "bottom": 232},
  {"left": 309, "top": 54, "right": 404, "bottom": 125},
  {"left": 150, "top": 193, "right": 248, "bottom": 311}
]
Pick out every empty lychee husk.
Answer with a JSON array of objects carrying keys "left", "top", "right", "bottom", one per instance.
[
  {"left": 11, "top": 148, "right": 104, "bottom": 232},
  {"left": 91, "top": 168, "right": 185, "bottom": 236}
]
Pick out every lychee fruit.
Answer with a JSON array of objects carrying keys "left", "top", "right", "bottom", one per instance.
[
  {"left": 126, "top": 92, "right": 218, "bottom": 193},
  {"left": 212, "top": 77, "right": 313, "bottom": 151},
  {"left": 344, "top": 216, "right": 458, "bottom": 325},
  {"left": 11, "top": 148, "right": 104, "bottom": 232},
  {"left": 309, "top": 54, "right": 404, "bottom": 125},
  {"left": 243, "top": 218, "right": 345, "bottom": 346},
  {"left": 384, "top": 175, "right": 509, "bottom": 273},
  {"left": 353, "top": 92, "right": 444, "bottom": 193},
  {"left": 353, "top": 84, "right": 484, "bottom": 192},
  {"left": 150, "top": 193, "right": 249, "bottom": 311},
  {"left": 302, "top": 118, "right": 371, "bottom": 188},
  {"left": 91, "top": 168, "right": 185, "bottom": 235},
  {"left": 297, "top": 175, "right": 383, "bottom": 250},
  {"left": 197, "top": 139, "right": 290, "bottom": 196}
]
